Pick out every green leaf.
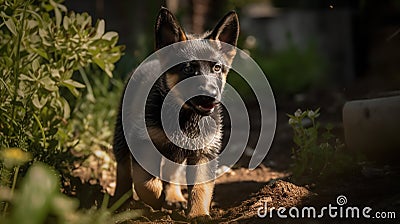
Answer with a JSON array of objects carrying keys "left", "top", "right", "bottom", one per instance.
[
  {"left": 19, "top": 74, "right": 35, "bottom": 81},
  {"left": 32, "top": 59, "right": 40, "bottom": 71},
  {"left": 107, "top": 52, "right": 122, "bottom": 64},
  {"left": 61, "top": 79, "right": 84, "bottom": 97},
  {"left": 3, "top": 56, "right": 13, "bottom": 67},
  {"left": 55, "top": 7, "right": 62, "bottom": 27},
  {"left": 29, "top": 46, "right": 49, "bottom": 60},
  {"left": 26, "top": 19, "right": 38, "bottom": 29},
  {"left": 40, "top": 76, "right": 58, "bottom": 91},
  {"left": 57, "top": 2, "right": 67, "bottom": 12},
  {"left": 77, "top": 13, "right": 92, "bottom": 31},
  {"left": 38, "top": 28, "right": 47, "bottom": 38},
  {"left": 49, "top": 0, "right": 62, "bottom": 27},
  {"left": 92, "top": 56, "right": 105, "bottom": 71},
  {"left": 62, "top": 79, "right": 85, "bottom": 88},
  {"left": 94, "top": 19, "right": 105, "bottom": 39},
  {"left": 104, "top": 63, "right": 114, "bottom": 77},
  {"left": 32, "top": 94, "right": 48, "bottom": 109},
  {"left": 42, "top": 3, "right": 53, "bottom": 11},
  {"left": 63, "top": 15, "right": 69, "bottom": 30},
  {"left": 59, "top": 97, "right": 71, "bottom": 119},
  {"left": 5, "top": 18, "right": 17, "bottom": 36},
  {"left": 50, "top": 69, "right": 60, "bottom": 78},
  {"left": 102, "top": 31, "right": 118, "bottom": 41},
  {"left": 10, "top": 164, "right": 59, "bottom": 224}
]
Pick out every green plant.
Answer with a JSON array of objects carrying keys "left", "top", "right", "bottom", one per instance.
[
  {"left": 0, "top": 162, "right": 141, "bottom": 224},
  {"left": 0, "top": 0, "right": 123, "bottom": 176},
  {"left": 254, "top": 38, "right": 325, "bottom": 94},
  {"left": 65, "top": 67, "right": 124, "bottom": 193},
  {"left": 288, "top": 108, "right": 357, "bottom": 182}
]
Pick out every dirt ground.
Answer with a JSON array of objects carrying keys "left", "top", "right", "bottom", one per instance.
[
  {"left": 70, "top": 130, "right": 399, "bottom": 223},
  {"left": 108, "top": 164, "right": 399, "bottom": 224},
  {"left": 68, "top": 81, "right": 400, "bottom": 223}
]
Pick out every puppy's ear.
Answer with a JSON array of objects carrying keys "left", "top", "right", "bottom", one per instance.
[
  {"left": 155, "top": 7, "right": 187, "bottom": 50},
  {"left": 207, "top": 11, "right": 239, "bottom": 47}
]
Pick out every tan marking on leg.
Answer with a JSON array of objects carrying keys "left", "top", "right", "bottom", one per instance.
[
  {"left": 143, "top": 177, "right": 163, "bottom": 198},
  {"left": 161, "top": 159, "right": 187, "bottom": 209},
  {"left": 187, "top": 181, "right": 214, "bottom": 218},
  {"left": 186, "top": 157, "right": 215, "bottom": 218},
  {"left": 164, "top": 183, "right": 186, "bottom": 203},
  {"left": 131, "top": 161, "right": 164, "bottom": 209}
]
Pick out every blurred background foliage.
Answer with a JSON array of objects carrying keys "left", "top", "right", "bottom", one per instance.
[
  {"left": 64, "top": 0, "right": 400, "bottom": 101},
  {"left": 66, "top": 0, "right": 398, "bottom": 97}
]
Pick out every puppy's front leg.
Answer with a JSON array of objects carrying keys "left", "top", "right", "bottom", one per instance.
[
  {"left": 131, "top": 160, "right": 164, "bottom": 209},
  {"left": 186, "top": 156, "right": 217, "bottom": 219},
  {"left": 187, "top": 181, "right": 214, "bottom": 218},
  {"left": 162, "top": 160, "right": 187, "bottom": 209}
]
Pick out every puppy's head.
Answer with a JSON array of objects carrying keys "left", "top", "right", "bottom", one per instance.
[{"left": 155, "top": 7, "right": 239, "bottom": 116}]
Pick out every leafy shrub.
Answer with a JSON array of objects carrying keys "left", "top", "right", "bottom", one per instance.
[
  {"left": 66, "top": 67, "right": 124, "bottom": 193},
  {"left": 0, "top": 0, "right": 123, "bottom": 174},
  {"left": 288, "top": 109, "right": 359, "bottom": 182}
]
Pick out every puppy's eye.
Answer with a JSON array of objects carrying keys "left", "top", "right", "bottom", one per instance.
[
  {"left": 183, "top": 63, "right": 194, "bottom": 74},
  {"left": 213, "top": 63, "right": 222, "bottom": 73}
]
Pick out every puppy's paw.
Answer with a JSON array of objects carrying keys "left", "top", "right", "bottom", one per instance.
[
  {"left": 163, "top": 199, "right": 187, "bottom": 210},
  {"left": 189, "top": 215, "right": 213, "bottom": 224}
]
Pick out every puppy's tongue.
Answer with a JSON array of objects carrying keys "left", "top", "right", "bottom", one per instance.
[{"left": 199, "top": 103, "right": 216, "bottom": 110}]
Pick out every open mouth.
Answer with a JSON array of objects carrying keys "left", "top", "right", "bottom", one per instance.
[
  {"left": 188, "top": 96, "right": 218, "bottom": 115},
  {"left": 194, "top": 102, "right": 216, "bottom": 114}
]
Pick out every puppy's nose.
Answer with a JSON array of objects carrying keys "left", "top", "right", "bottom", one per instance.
[
  {"left": 198, "top": 86, "right": 219, "bottom": 100},
  {"left": 207, "top": 89, "right": 219, "bottom": 100}
]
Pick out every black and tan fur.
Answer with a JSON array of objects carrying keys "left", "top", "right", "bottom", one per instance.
[{"left": 112, "top": 7, "right": 239, "bottom": 220}]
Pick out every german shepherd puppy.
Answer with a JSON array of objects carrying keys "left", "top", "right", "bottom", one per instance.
[{"left": 113, "top": 7, "right": 239, "bottom": 220}]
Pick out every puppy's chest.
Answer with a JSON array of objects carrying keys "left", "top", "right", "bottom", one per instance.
[{"left": 146, "top": 120, "right": 222, "bottom": 151}]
